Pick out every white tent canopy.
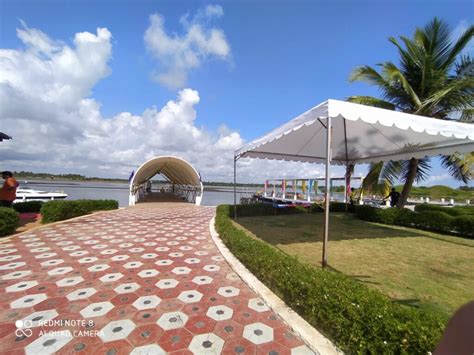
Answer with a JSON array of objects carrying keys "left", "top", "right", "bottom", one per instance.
[
  {"left": 234, "top": 99, "right": 474, "bottom": 267},
  {"left": 236, "top": 99, "right": 474, "bottom": 165},
  {"left": 129, "top": 156, "right": 203, "bottom": 205}
]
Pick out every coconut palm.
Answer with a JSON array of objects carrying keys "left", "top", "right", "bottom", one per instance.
[{"left": 348, "top": 18, "right": 474, "bottom": 208}]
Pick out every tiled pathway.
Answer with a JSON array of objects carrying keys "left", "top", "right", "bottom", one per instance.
[{"left": 0, "top": 205, "right": 314, "bottom": 354}]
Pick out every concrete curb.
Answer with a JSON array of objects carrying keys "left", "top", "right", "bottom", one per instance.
[{"left": 209, "top": 216, "right": 343, "bottom": 355}]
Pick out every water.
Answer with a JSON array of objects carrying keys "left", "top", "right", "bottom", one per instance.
[{"left": 19, "top": 180, "right": 256, "bottom": 207}]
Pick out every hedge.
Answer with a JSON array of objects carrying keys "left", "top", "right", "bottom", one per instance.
[
  {"left": 355, "top": 205, "right": 474, "bottom": 238},
  {"left": 216, "top": 204, "right": 446, "bottom": 353},
  {"left": 41, "top": 200, "right": 119, "bottom": 223},
  {"left": 414, "top": 203, "right": 474, "bottom": 216},
  {"left": 13, "top": 201, "right": 44, "bottom": 213},
  {"left": 0, "top": 207, "right": 20, "bottom": 236},
  {"left": 231, "top": 202, "right": 354, "bottom": 217}
]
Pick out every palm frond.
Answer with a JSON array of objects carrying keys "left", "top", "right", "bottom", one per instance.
[
  {"left": 400, "top": 158, "right": 431, "bottom": 183},
  {"left": 440, "top": 153, "right": 473, "bottom": 183},
  {"left": 382, "top": 62, "right": 422, "bottom": 109},
  {"left": 442, "top": 23, "right": 474, "bottom": 70},
  {"left": 346, "top": 96, "right": 396, "bottom": 110},
  {"left": 361, "top": 161, "right": 402, "bottom": 196}
]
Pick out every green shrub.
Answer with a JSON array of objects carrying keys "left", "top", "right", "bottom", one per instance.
[
  {"left": 13, "top": 201, "right": 44, "bottom": 213},
  {"left": 41, "top": 200, "right": 119, "bottom": 223},
  {"left": 354, "top": 205, "right": 401, "bottom": 224},
  {"left": 412, "top": 211, "right": 453, "bottom": 234},
  {"left": 414, "top": 203, "right": 474, "bottom": 216},
  {"left": 215, "top": 204, "right": 446, "bottom": 353},
  {"left": 0, "top": 207, "right": 20, "bottom": 236},
  {"left": 451, "top": 215, "right": 474, "bottom": 237},
  {"left": 355, "top": 205, "right": 473, "bottom": 238}
]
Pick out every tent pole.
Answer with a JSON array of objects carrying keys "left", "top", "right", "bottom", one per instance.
[
  {"left": 322, "top": 116, "right": 332, "bottom": 268},
  {"left": 233, "top": 156, "right": 237, "bottom": 220}
]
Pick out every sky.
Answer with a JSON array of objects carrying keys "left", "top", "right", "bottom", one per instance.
[{"left": 0, "top": 0, "right": 472, "bottom": 186}]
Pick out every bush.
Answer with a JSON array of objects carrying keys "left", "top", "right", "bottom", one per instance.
[
  {"left": 451, "top": 215, "right": 474, "bottom": 237},
  {"left": 216, "top": 205, "right": 446, "bottom": 353},
  {"left": 13, "top": 201, "right": 44, "bottom": 213},
  {"left": 41, "top": 200, "right": 119, "bottom": 223},
  {"left": 355, "top": 205, "right": 474, "bottom": 238},
  {"left": 0, "top": 207, "right": 20, "bottom": 236},
  {"left": 414, "top": 203, "right": 474, "bottom": 216}
]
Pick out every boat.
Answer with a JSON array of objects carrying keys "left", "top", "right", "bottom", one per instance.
[{"left": 14, "top": 188, "right": 68, "bottom": 203}]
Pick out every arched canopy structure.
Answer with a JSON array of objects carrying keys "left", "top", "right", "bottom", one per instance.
[{"left": 129, "top": 156, "right": 203, "bottom": 205}]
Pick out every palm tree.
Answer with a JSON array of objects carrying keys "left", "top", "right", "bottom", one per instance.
[{"left": 348, "top": 18, "right": 474, "bottom": 208}]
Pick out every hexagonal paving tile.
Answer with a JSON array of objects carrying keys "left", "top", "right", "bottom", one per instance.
[
  {"left": 130, "top": 344, "right": 166, "bottom": 355},
  {"left": 40, "top": 259, "right": 64, "bottom": 267},
  {"left": 0, "top": 261, "right": 26, "bottom": 270},
  {"left": 111, "top": 254, "right": 130, "bottom": 261},
  {"left": 242, "top": 322, "right": 274, "bottom": 345},
  {"left": 1, "top": 270, "right": 32, "bottom": 280},
  {"left": 114, "top": 282, "right": 141, "bottom": 294},
  {"left": 47, "top": 266, "right": 74, "bottom": 276},
  {"left": 137, "top": 269, "right": 159, "bottom": 278},
  {"left": 248, "top": 298, "right": 270, "bottom": 313},
  {"left": 19, "top": 309, "right": 58, "bottom": 328},
  {"left": 203, "top": 264, "right": 220, "bottom": 272},
  {"left": 56, "top": 276, "right": 84, "bottom": 287},
  {"left": 80, "top": 301, "right": 115, "bottom": 318},
  {"left": 99, "top": 319, "right": 136, "bottom": 342},
  {"left": 99, "top": 273, "right": 124, "bottom": 283},
  {"left": 66, "top": 287, "right": 98, "bottom": 301},
  {"left": 141, "top": 253, "right": 158, "bottom": 259},
  {"left": 188, "top": 332, "right": 224, "bottom": 354},
  {"left": 25, "top": 329, "right": 73, "bottom": 354},
  {"left": 10, "top": 293, "right": 48, "bottom": 309},
  {"left": 172, "top": 266, "right": 191, "bottom": 275},
  {"left": 78, "top": 256, "right": 98, "bottom": 264},
  {"left": 192, "top": 276, "right": 213, "bottom": 285},
  {"left": 123, "top": 261, "right": 143, "bottom": 269},
  {"left": 155, "top": 259, "right": 173, "bottom": 266},
  {"left": 178, "top": 290, "right": 203, "bottom": 304},
  {"left": 6, "top": 280, "right": 39, "bottom": 293},
  {"left": 184, "top": 258, "right": 201, "bottom": 264},
  {"left": 217, "top": 286, "right": 240, "bottom": 298},
  {"left": 87, "top": 264, "right": 110, "bottom": 272},
  {"left": 132, "top": 295, "right": 162, "bottom": 310},
  {"left": 206, "top": 305, "right": 233, "bottom": 321},
  {"left": 156, "top": 279, "right": 179, "bottom": 289},
  {"left": 157, "top": 311, "right": 189, "bottom": 330}
]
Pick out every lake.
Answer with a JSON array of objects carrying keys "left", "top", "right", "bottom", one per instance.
[{"left": 20, "top": 180, "right": 258, "bottom": 207}]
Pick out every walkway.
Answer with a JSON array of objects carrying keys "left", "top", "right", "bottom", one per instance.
[{"left": 0, "top": 204, "right": 314, "bottom": 354}]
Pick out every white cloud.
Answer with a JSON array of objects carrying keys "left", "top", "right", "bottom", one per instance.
[
  {"left": 144, "top": 5, "right": 231, "bottom": 89},
  {"left": 0, "top": 23, "right": 239, "bottom": 180},
  {"left": 0, "top": 22, "right": 354, "bottom": 184}
]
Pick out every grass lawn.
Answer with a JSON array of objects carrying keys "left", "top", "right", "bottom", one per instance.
[{"left": 236, "top": 213, "right": 474, "bottom": 317}]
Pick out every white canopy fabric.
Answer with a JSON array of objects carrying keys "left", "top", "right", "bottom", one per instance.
[
  {"left": 236, "top": 99, "right": 474, "bottom": 165},
  {"left": 131, "top": 156, "right": 202, "bottom": 188}
]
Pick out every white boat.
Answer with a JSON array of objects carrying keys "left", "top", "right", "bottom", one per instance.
[{"left": 14, "top": 188, "right": 68, "bottom": 203}]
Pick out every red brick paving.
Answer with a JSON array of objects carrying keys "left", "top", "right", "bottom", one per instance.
[{"left": 0, "top": 205, "right": 315, "bottom": 354}]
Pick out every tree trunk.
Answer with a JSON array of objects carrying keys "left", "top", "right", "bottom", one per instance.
[{"left": 397, "top": 158, "right": 418, "bottom": 208}]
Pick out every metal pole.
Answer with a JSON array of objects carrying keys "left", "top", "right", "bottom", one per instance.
[
  {"left": 233, "top": 156, "right": 237, "bottom": 220},
  {"left": 322, "top": 116, "right": 332, "bottom": 268}
]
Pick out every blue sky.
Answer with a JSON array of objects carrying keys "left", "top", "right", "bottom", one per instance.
[{"left": 0, "top": 0, "right": 472, "bottom": 186}]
